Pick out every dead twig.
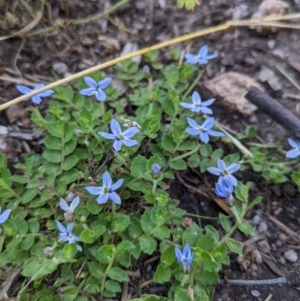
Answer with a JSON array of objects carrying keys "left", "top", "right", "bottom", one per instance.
[
  {"left": 267, "top": 214, "right": 298, "bottom": 237},
  {"left": 0, "top": 267, "right": 21, "bottom": 300},
  {"left": 219, "top": 276, "right": 287, "bottom": 286}
]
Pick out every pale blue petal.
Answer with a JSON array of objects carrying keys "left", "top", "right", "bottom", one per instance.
[
  {"left": 55, "top": 220, "right": 66, "bottom": 234},
  {"left": 180, "top": 102, "right": 193, "bottom": 109},
  {"left": 187, "top": 118, "right": 200, "bottom": 129},
  {"left": 207, "top": 167, "right": 222, "bottom": 176},
  {"left": 109, "top": 192, "right": 121, "bottom": 204},
  {"left": 0, "top": 209, "right": 11, "bottom": 224},
  {"left": 70, "top": 196, "right": 80, "bottom": 210},
  {"left": 227, "top": 174, "right": 238, "bottom": 186},
  {"left": 199, "top": 107, "right": 213, "bottom": 115},
  {"left": 199, "top": 45, "right": 208, "bottom": 57},
  {"left": 185, "top": 128, "right": 200, "bottom": 136},
  {"left": 97, "top": 193, "right": 109, "bottom": 204},
  {"left": 227, "top": 163, "right": 240, "bottom": 174},
  {"left": 198, "top": 59, "right": 208, "bottom": 65},
  {"left": 175, "top": 247, "right": 182, "bottom": 261},
  {"left": 191, "top": 91, "right": 201, "bottom": 104},
  {"left": 102, "top": 171, "right": 112, "bottom": 188},
  {"left": 123, "top": 127, "right": 138, "bottom": 138},
  {"left": 217, "top": 159, "right": 226, "bottom": 171},
  {"left": 183, "top": 244, "right": 191, "bottom": 258},
  {"left": 66, "top": 223, "right": 74, "bottom": 233},
  {"left": 79, "top": 87, "right": 96, "bottom": 96},
  {"left": 98, "top": 77, "right": 112, "bottom": 89},
  {"left": 287, "top": 138, "right": 300, "bottom": 149},
  {"left": 84, "top": 76, "right": 97, "bottom": 88},
  {"left": 59, "top": 233, "right": 68, "bottom": 242},
  {"left": 110, "top": 179, "right": 124, "bottom": 191},
  {"left": 207, "top": 130, "right": 224, "bottom": 137},
  {"left": 205, "top": 53, "right": 218, "bottom": 60},
  {"left": 122, "top": 139, "right": 138, "bottom": 147},
  {"left": 286, "top": 149, "right": 300, "bottom": 159},
  {"left": 215, "top": 183, "right": 226, "bottom": 197},
  {"left": 16, "top": 85, "right": 32, "bottom": 95},
  {"left": 34, "top": 83, "right": 45, "bottom": 90},
  {"left": 95, "top": 89, "right": 106, "bottom": 101},
  {"left": 31, "top": 95, "right": 42, "bottom": 104},
  {"left": 38, "top": 89, "right": 54, "bottom": 97},
  {"left": 185, "top": 53, "right": 198, "bottom": 64},
  {"left": 203, "top": 117, "right": 214, "bottom": 130},
  {"left": 113, "top": 140, "right": 123, "bottom": 152},
  {"left": 69, "top": 234, "right": 80, "bottom": 243},
  {"left": 59, "top": 198, "right": 69, "bottom": 211},
  {"left": 201, "top": 98, "right": 215, "bottom": 106},
  {"left": 98, "top": 132, "right": 116, "bottom": 140},
  {"left": 76, "top": 244, "right": 83, "bottom": 252},
  {"left": 200, "top": 132, "right": 209, "bottom": 144},
  {"left": 110, "top": 119, "right": 121, "bottom": 136},
  {"left": 85, "top": 186, "right": 102, "bottom": 195}
]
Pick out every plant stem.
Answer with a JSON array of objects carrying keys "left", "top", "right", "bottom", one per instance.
[
  {"left": 139, "top": 279, "right": 153, "bottom": 289},
  {"left": 170, "top": 144, "right": 201, "bottom": 162},
  {"left": 184, "top": 212, "right": 219, "bottom": 220},
  {"left": 183, "top": 69, "right": 204, "bottom": 99},
  {"left": 152, "top": 179, "right": 158, "bottom": 193},
  {"left": 100, "top": 255, "right": 115, "bottom": 297},
  {"left": 231, "top": 205, "right": 242, "bottom": 224},
  {"left": 216, "top": 222, "right": 239, "bottom": 248},
  {"left": 114, "top": 151, "right": 128, "bottom": 168}
]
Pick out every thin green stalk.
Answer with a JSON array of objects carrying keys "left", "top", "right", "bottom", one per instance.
[
  {"left": 184, "top": 212, "right": 219, "bottom": 220},
  {"left": 230, "top": 205, "right": 241, "bottom": 224},
  {"left": 216, "top": 222, "right": 239, "bottom": 248},
  {"left": 183, "top": 70, "right": 204, "bottom": 99},
  {"left": 114, "top": 151, "right": 128, "bottom": 168},
  {"left": 170, "top": 144, "right": 201, "bottom": 162},
  {"left": 100, "top": 255, "right": 115, "bottom": 297},
  {"left": 152, "top": 179, "right": 158, "bottom": 193},
  {"left": 139, "top": 279, "right": 153, "bottom": 289}
]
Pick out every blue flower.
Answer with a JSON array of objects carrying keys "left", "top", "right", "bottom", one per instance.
[
  {"left": 60, "top": 196, "right": 80, "bottom": 222},
  {"left": 286, "top": 138, "right": 300, "bottom": 159},
  {"left": 185, "top": 117, "right": 224, "bottom": 144},
  {"left": 85, "top": 171, "right": 124, "bottom": 205},
  {"left": 185, "top": 45, "right": 217, "bottom": 65},
  {"left": 180, "top": 91, "right": 215, "bottom": 114},
  {"left": 207, "top": 159, "right": 240, "bottom": 187},
  {"left": 16, "top": 83, "right": 54, "bottom": 104},
  {"left": 79, "top": 76, "right": 111, "bottom": 101},
  {"left": 98, "top": 119, "right": 138, "bottom": 152},
  {"left": 55, "top": 220, "right": 82, "bottom": 252},
  {"left": 175, "top": 243, "right": 194, "bottom": 272},
  {"left": 215, "top": 178, "right": 234, "bottom": 204},
  {"left": 0, "top": 207, "right": 11, "bottom": 224},
  {"left": 151, "top": 163, "right": 161, "bottom": 175}
]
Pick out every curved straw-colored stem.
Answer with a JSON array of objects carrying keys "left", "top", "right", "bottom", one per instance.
[{"left": 2, "top": 13, "right": 300, "bottom": 111}]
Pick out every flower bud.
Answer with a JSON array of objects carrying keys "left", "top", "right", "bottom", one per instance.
[
  {"left": 151, "top": 163, "right": 161, "bottom": 175},
  {"left": 44, "top": 247, "right": 54, "bottom": 259},
  {"left": 278, "top": 163, "right": 284, "bottom": 170},
  {"left": 75, "top": 129, "right": 83, "bottom": 137},
  {"left": 80, "top": 216, "right": 87, "bottom": 224}
]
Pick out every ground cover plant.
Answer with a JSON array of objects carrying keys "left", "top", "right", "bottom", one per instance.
[
  {"left": 1, "top": 1, "right": 300, "bottom": 301},
  {"left": 2, "top": 42, "right": 300, "bottom": 301}
]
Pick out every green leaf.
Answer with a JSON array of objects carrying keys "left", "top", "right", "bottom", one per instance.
[
  {"left": 153, "top": 264, "right": 171, "bottom": 283},
  {"left": 219, "top": 213, "right": 231, "bottom": 232},
  {"left": 225, "top": 238, "right": 242, "bottom": 254},
  {"left": 10, "top": 175, "right": 27, "bottom": 184},
  {"left": 177, "top": 0, "right": 200, "bottom": 10},
  {"left": 141, "top": 210, "right": 155, "bottom": 233},
  {"left": 87, "top": 261, "right": 103, "bottom": 279},
  {"left": 28, "top": 218, "right": 40, "bottom": 233},
  {"left": 95, "top": 245, "right": 116, "bottom": 263},
  {"left": 182, "top": 223, "right": 202, "bottom": 247},
  {"left": 111, "top": 214, "right": 130, "bottom": 232},
  {"left": 105, "top": 280, "right": 121, "bottom": 293},
  {"left": 235, "top": 181, "right": 251, "bottom": 203},
  {"left": 238, "top": 223, "right": 256, "bottom": 236},
  {"left": 196, "top": 235, "right": 215, "bottom": 252},
  {"left": 107, "top": 267, "right": 129, "bottom": 282},
  {"left": 130, "top": 155, "right": 148, "bottom": 178},
  {"left": 194, "top": 270, "right": 219, "bottom": 285},
  {"left": 47, "top": 120, "right": 65, "bottom": 137},
  {"left": 43, "top": 150, "right": 62, "bottom": 163},
  {"left": 129, "top": 217, "right": 144, "bottom": 239},
  {"left": 200, "top": 144, "right": 212, "bottom": 157},
  {"left": 86, "top": 201, "right": 102, "bottom": 214},
  {"left": 79, "top": 229, "right": 95, "bottom": 244},
  {"left": 139, "top": 235, "right": 157, "bottom": 255},
  {"left": 59, "top": 168, "right": 80, "bottom": 184},
  {"left": 210, "top": 148, "right": 224, "bottom": 160},
  {"left": 160, "top": 97, "right": 176, "bottom": 117},
  {"left": 62, "top": 155, "right": 79, "bottom": 171},
  {"left": 161, "top": 246, "right": 176, "bottom": 266},
  {"left": 116, "top": 241, "right": 135, "bottom": 254},
  {"left": 205, "top": 225, "right": 220, "bottom": 243},
  {"left": 44, "top": 135, "right": 62, "bottom": 150},
  {"left": 247, "top": 196, "right": 263, "bottom": 210},
  {"left": 21, "top": 235, "right": 35, "bottom": 251},
  {"left": 161, "top": 134, "right": 175, "bottom": 152},
  {"left": 152, "top": 226, "right": 170, "bottom": 239},
  {"left": 63, "top": 139, "right": 77, "bottom": 156},
  {"left": 169, "top": 159, "right": 186, "bottom": 170},
  {"left": 199, "top": 251, "right": 218, "bottom": 272},
  {"left": 21, "top": 189, "right": 38, "bottom": 204}
]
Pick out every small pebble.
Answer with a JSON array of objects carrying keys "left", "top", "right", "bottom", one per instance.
[
  {"left": 258, "top": 221, "right": 268, "bottom": 233},
  {"left": 248, "top": 115, "right": 258, "bottom": 124},
  {"left": 253, "top": 249, "right": 263, "bottom": 264},
  {"left": 267, "top": 39, "right": 276, "bottom": 49},
  {"left": 250, "top": 263, "right": 258, "bottom": 271},
  {"left": 284, "top": 249, "right": 298, "bottom": 263},
  {"left": 278, "top": 256, "right": 286, "bottom": 265},
  {"left": 279, "top": 233, "right": 287, "bottom": 241},
  {"left": 251, "top": 290, "right": 260, "bottom": 297},
  {"left": 146, "top": 264, "right": 152, "bottom": 272},
  {"left": 252, "top": 215, "right": 261, "bottom": 225},
  {"left": 257, "top": 240, "right": 270, "bottom": 253},
  {"left": 52, "top": 62, "right": 68, "bottom": 75},
  {"left": 282, "top": 183, "right": 297, "bottom": 197}
]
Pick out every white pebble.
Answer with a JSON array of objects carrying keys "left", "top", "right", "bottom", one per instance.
[
  {"left": 251, "top": 290, "right": 260, "bottom": 297},
  {"left": 252, "top": 215, "right": 261, "bottom": 225},
  {"left": 258, "top": 221, "right": 268, "bottom": 233},
  {"left": 284, "top": 249, "right": 298, "bottom": 263}
]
